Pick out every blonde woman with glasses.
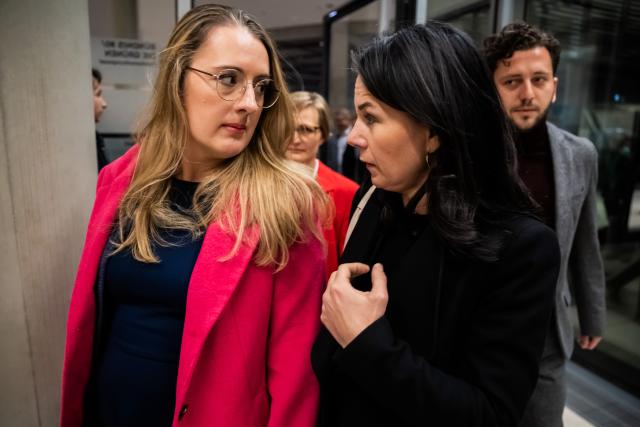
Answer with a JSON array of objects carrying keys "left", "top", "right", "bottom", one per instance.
[
  {"left": 61, "top": 5, "right": 328, "bottom": 427},
  {"left": 286, "top": 91, "right": 358, "bottom": 273}
]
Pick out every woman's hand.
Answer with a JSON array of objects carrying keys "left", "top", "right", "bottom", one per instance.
[{"left": 321, "top": 262, "right": 388, "bottom": 348}]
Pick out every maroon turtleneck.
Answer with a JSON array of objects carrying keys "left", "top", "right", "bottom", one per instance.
[{"left": 514, "top": 119, "right": 556, "bottom": 228}]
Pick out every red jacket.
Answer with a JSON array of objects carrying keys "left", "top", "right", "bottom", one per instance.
[
  {"left": 61, "top": 146, "right": 325, "bottom": 427},
  {"left": 316, "top": 161, "right": 358, "bottom": 274}
]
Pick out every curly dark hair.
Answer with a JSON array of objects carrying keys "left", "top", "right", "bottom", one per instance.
[{"left": 483, "top": 22, "right": 561, "bottom": 74}]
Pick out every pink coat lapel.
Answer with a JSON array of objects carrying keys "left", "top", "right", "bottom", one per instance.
[{"left": 175, "top": 222, "right": 260, "bottom": 405}]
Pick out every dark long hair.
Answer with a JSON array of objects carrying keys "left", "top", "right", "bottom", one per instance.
[{"left": 353, "top": 21, "right": 535, "bottom": 261}]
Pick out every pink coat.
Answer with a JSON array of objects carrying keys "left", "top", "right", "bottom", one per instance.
[
  {"left": 61, "top": 146, "right": 325, "bottom": 426},
  {"left": 316, "top": 161, "right": 358, "bottom": 274}
]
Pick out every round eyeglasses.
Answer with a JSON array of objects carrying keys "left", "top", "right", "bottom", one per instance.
[
  {"left": 294, "top": 125, "right": 320, "bottom": 136},
  {"left": 186, "top": 66, "right": 280, "bottom": 109}
]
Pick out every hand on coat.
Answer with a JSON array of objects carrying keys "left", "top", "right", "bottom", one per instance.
[
  {"left": 321, "top": 262, "right": 388, "bottom": 348},
  {"left": 578, "top": 335, "right": 602, "bottom": 350}
]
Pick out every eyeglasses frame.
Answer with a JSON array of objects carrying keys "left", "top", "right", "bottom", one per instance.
[
  {"left": 186, "top": 66, "right": 280, "bottom": 108},
  {"left": 294, "top": 125, "right": 321, "bottom": 137}
]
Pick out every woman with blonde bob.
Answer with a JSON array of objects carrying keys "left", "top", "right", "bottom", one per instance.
[
  {"left": 286, "top": 91, "right": 358, "bottom": 274},
  {"left": 61, "top": 4, "right": 328, "bottom": 427}
]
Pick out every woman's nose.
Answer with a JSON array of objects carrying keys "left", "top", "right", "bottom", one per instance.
[
  {"left": 235, "top": 84, "right": 260, "bottom": 113},
  {"left": 347, "top": 123, "right": 366, "bottom": 149},
  {"left": 292, "top": 130, "right": 302, "bottom": 144}
]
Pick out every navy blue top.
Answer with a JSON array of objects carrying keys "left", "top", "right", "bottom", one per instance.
[{"left": 92, "top": 178, "right": 203, "bottom": 427}]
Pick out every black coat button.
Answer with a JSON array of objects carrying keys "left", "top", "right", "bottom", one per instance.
[{"left": 178, "top": 405, "right": 189, "bottom": 421}]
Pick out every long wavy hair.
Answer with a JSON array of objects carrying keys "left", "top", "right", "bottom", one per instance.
[
  {"left": 353, "top": 22, "right": 536, "bottom": 261},
  {"left": 113, "top": 4, "right": 328, "bottom": 270}
]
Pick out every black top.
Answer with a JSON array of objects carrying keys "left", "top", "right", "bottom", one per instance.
[
  {"left": 515, "top": 120, "right": 556, "bottom": 228},
  {"left": 349, "top": 191, "right": 435, "bottom": 356},
  {"left": 96, "top": 131, "right": 109, "bottom": 171},
  {"left": 312, "top": 184, "right": 560, "bottom": 427},
  {"left": 90, "top": 178, "right": 203, "bottom": 427}
]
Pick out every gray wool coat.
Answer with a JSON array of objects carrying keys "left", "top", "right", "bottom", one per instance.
[{"left": 547, "top": 121, "right": 606, "bottom": 358}]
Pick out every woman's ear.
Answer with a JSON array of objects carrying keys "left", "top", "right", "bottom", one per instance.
[{"left": 426, "top": 130, "right": 440, "bottom": 154}]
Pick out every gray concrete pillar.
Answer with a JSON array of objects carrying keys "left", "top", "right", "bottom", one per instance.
[{"left": 0, "top": 0, "right": 97, "bottom": 425}]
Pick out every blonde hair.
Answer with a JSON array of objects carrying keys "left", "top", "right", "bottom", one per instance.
[
  {"left": 114, "top": 4, "right": 328, "bottom": 270},
  {"left": 290, "top": 91, "right": 333, "bottom": 141}
]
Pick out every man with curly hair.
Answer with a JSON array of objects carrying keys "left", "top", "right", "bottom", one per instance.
[{"left": 483, "top": 23, "right": 606, "bottom": 427}]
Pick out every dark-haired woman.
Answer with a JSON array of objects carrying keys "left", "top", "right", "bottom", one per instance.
[{"left": 312, "top": 22, "right": 560, "bottom": 427}]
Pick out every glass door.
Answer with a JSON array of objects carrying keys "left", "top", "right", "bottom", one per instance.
[{"left": 323, "top": 0, "right": 397, "bottom": 107}]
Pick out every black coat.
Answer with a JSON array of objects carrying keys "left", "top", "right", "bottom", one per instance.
[
  {"left": 311, "top": 187, "right": 560, "bottom": 427},
  {"left": 96, "top": 131, "right": 109, "bottom": 171}
]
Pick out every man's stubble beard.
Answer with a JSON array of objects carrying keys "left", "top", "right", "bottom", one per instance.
[{"left": 511, "top": 103, "right": 551, "bottom": 133}]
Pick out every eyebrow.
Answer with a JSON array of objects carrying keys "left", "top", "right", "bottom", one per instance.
[
  {"left": 357, "top": 101, "right": 373, "bottom": 111},
  {"left": 498, "top": 73, "right": 522, "bottom": 79},
  {"left": 500, "top": 70, "right": 551, "bottom": 79},
  {"left": 210, "top": 65, "right": 271, "bottom": 79}
]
